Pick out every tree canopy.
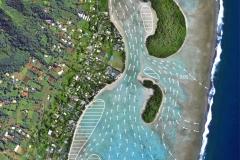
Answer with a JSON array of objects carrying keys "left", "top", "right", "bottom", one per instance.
[{"left": 0, "top": 0, "right": 60, "bottom": 74}]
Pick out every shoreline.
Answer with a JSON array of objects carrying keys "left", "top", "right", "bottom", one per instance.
[
  {"left": 141, "top": 1, "right": 220, "bottom": 158},
  {"left": 139, "top": 0, "right": 221, "bottom": 159},
  {"left": 68, "top": 0, "right": 130, "bottom": 156},
  {"left": 205, "top": 0, "right": 222, "bottom": 114},
  {"left": 200, "top": 0, "right": 223, "bottom": 158},
  {"left": 171, "top": 0, "right": 220, "bottom": 159},
  {"left": 68, "top": 0, "right": 160, "bottom": 156},
  {"left": 143, "top": 0, "right": 188, "bottom": 60},
  {"left": 68, "top": 0, "right": 220, "bottom": 159},
  {"left": 138, "top": 76, "right": 166, "bottom": 126},
  {"left": 137, "top": 0, "right": 166, "bottom": 126}
]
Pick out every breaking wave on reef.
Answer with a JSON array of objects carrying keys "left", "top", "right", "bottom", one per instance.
[{"left": 199, "top": 0, "right": 224, "bottom": 159}]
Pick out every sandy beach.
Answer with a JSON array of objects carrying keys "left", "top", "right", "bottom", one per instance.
[
  {"left": 108, "top": 0, "right": 219, "bottom": 159},
  {"left": 69, "top": 0, "right": 219, "bottom": 159},
  {"left": 137, "top": 76, "right": 167, "bottom": 126},
  {"left": 164, "top": 0, "right": 219, "bottom": 159},
  {"left": 69, "top": 1, "right": 134, "bottom": 155}
]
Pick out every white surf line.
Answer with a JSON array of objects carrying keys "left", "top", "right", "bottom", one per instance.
[{"left": 199, "top": 0, "right": 224, "bottom": 158}]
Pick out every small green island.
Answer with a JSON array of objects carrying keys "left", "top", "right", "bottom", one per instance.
[
  {"left": 142, "top": 80, "right": 163, "bottom": 123},
  {"left": 0, "top": 0, "right": 187, "bottom": 159},
  {"left": 143, "top": 0, "right": 186, "bottom": 58},
  {"left": 141, "top": 0, "right": 185, "bottom": 123}
]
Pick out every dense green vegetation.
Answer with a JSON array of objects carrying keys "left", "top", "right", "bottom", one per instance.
[
  {"left": 99, "top": 0, "right": 108, "bottom": 12},
  {"left": 0, "top": 0, "right": 81, "bottom": 77},
  {"left": 142, "top": 80, "right": 163, "bottom": 123},
  {"left": 144, "top": 0, "right": 186, "bottom": 58},
  {"left": 0, "top": 0, "right": 125, "bottom": 159}
]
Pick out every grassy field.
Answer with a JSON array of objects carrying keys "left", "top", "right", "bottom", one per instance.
[
  {"left": 0, "top": 154, "right": 8, "bottom": 159},
  {"left": 142, "top": 80, "right": 163, "bottom": 123},
  {"left": 109, "top": 51, "right": 124, "bottom": 70},
  {"left": 146, "top": 0, "right": 186, "bottom": 58}
]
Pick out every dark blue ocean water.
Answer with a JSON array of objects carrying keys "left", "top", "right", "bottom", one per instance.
[{"left": 204, "top": 0, "right": 240, "bottom": 159}]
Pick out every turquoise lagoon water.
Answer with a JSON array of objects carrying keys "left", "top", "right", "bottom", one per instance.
[{"left": 68, "top": 1, "right": 191, "bottom": 160}]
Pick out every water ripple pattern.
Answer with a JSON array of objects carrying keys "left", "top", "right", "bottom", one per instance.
[{"left": 69, "top": 0, "right": 209, "bottom": 160}]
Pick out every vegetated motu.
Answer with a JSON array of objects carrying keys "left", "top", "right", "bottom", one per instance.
[
  {"left": 144, "top": 0, "right": 186, "bottom": 58},
  {"left": 142, "top": 80, "right": 163, "bottom": 123}
]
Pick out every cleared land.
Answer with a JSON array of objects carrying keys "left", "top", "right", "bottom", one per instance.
[
  {"left": 109, "top": 51, "right": 124, "bottom": 70},
  {"left": 145, "top": 0, "right": 186, "bottom": 58}
]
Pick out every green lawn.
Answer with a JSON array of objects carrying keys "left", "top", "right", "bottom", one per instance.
[
  {"left": 5, "top": 110, "right": 16, "bottom": 118},
  {"left": 109, "top": 51, "right": 124, "bottom": 69},
  {"left": 31, "top": 91, "right": 44, "bottom": 100},
  {"left": 22, "top": 67, "right": 28, "bottom": 74},
  {"left": 19, "top": 99, "right": 29, "bottom": 105},
  {"left": 0, "top": 154, "right": 8, "bottom": 159},
  {"left": 27, "top": 110, "right": 34, "bottom": 119},
  {"left": 28, "top": 81, "right": 42, "bottom": 91},
  {"left": 146, "top": 0, "right": 186, "bottom": 58}
]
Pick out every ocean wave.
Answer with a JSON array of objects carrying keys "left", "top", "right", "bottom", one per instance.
[{"left": 199, "top": 0, "right": 224, "bottom": 159}]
